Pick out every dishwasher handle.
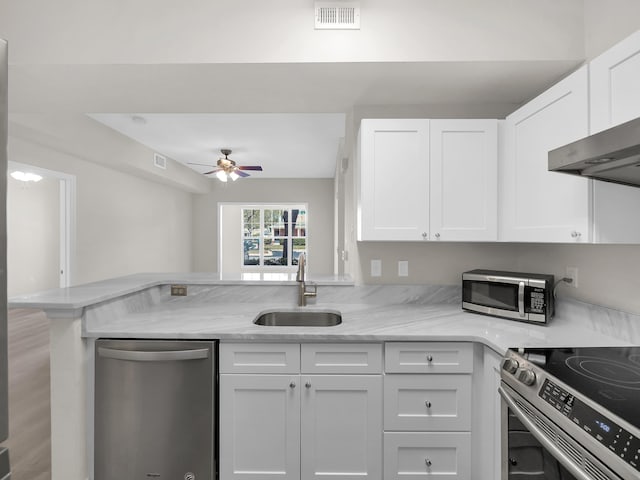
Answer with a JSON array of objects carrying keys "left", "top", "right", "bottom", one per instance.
[{"left": 98, "top": 346, "right": 210, "bottom": 362}]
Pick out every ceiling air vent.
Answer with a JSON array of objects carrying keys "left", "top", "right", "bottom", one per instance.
[
  {"left": 315, "top": 2, "right": 360, "bottom": 30},
  {"left": 153, "top": 153, "right": 167, "bottom": 170}
]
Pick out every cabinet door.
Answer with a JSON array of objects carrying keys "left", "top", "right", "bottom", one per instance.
[
  {"left": 301, "top": 375, "right": 383, "bottom": 480},
  {"left": 590, "top": 30, "right": 640, "bottom": 134},
  {"left": 430, "top": 119, "right": 498, "bottom": 241},
  {"left": 589, "top": 30, "right": 640, "bottom": 243},
  {"left": 219, "top": 375, "right": 300, "bottom": 480},
  {"left": 500, "top": 66, "right": 590, "bottom": 242},
  {"left": 358, "top": 119, "right": 430, "bottom": 241}
]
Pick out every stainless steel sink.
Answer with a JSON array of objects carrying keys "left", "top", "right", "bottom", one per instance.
[{"left": 253, "top": 310, "right": 342, "bottom": 327}]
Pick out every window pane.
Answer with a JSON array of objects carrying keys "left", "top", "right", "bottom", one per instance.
[
  {"left": 292, "top": 238, "right": 306, "bottom": 265},
  {"left": 292, "top": 209, "right": 306, "bottom": 237},
  {"left": 243, "top": 238, "right": 260, "bottom": 265},
  {"left": 264, "top": 238, "right": 288, "bottom": 266},
  {"left": 243, "top": 209, "right": 260, "bottom": 238},
  {"left": 264, "top": 209, "right": 286, "bottom": 237}
]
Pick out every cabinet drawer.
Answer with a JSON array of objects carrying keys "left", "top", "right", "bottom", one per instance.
[
  {"left": 301, "top": 343, "right": 382, "bottom": 374},
  {"left": 385, "top": 342, "right": 473, "bottom": 373},
  {"left": 384, "top": 374, "right": 471, "bottom": 431},
  {"left": 220, "top": 343, "right": 300, "bottom": 374},
  {"left": 384, "top": 432, "right": 471, "bottom": 480}
]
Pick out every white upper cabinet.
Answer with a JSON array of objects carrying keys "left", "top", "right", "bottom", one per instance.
[
  {"left": 358, "top": 119, "right": 430, "bottom": 241},
  {"left": 430, "top": 119, "right": 498, "bottom": 241},
  {"left": 500, "top": 66, "right": 591, "bottom": 243},
  {"left": 590, "top": 30, "right": 640, "bottom": 134},
  {"left": 358, "top": 118, "right": 498, "bottom": 242},
  {"left": 589, "top": 30, "right": 640, "bottom": 243}
]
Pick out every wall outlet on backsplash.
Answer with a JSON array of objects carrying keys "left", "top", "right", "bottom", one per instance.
[
  {"left": 170, "top": 285, "right": 188, "bottom": 296},
  {"left": 565, "top": 267, "right": 578, "bottom": 289},
  {"left": 371, "top": 259, "right": 382, "bottom": 277}
]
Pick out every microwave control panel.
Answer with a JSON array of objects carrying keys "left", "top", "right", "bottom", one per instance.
[{"left": 525, "top": 287, "right": 547, "bottom": 314}]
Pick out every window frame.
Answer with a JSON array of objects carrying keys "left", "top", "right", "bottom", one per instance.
[{"left": 240, "top": 203, "right": 308, "bottom": 272}]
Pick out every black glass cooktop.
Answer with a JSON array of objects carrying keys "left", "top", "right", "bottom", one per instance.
[{"left": 518, "top": 346, "right": 640, "bottom": 429}]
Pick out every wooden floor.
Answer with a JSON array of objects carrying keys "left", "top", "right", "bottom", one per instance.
[{"left": 0, "top": 308, "right": 51, "bottom": 480}]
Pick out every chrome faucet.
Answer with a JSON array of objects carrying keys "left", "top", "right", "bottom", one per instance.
[{"left": 296, "top": 253, "right": 317, "bottom": 306}]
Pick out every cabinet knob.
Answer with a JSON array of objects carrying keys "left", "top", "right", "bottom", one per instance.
[
  {"left": 425, "top": 459, "right": 432, "bottom": 467},
  {"left": 289, "top": 381, "right": 296, "bottom": 389},
  {"left": 435, "top": 233, "right": 440, "bottom": 239},
  {"left": 425, "top": 400, "right": 432, "bottom": 408},
  {"left": 426, "top": 354, "right": 433, "bottom": 362},
  {"left": 571, "top": 231, "right": 581, "bottom": 239},
  {"left": 421, "top": 232, "right": 428, "bottom": 239},
  {"left": 305, "top": 381, "right": 312, "bottom": 388}
]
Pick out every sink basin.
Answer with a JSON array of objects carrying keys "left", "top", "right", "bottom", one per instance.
[{"left": 253, "top": 310, "right": 342, "bottom": 327}]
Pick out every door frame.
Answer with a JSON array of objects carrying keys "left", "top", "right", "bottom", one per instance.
[{"left": 8, "top": 161, "right": 76, "bottom": 288}]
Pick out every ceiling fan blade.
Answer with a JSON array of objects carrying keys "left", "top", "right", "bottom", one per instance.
[
  {"left": 237, "top": 165, "right": 263, "bottom": 171},
  {"left": 235, "top": 170, "right": 250, "bottom": 178},
  {"left": 188, "top": 162, "right": 217, "bottom": 167},
  {"left": 204, "top": 169, "right": 222, "bottom": 175}
]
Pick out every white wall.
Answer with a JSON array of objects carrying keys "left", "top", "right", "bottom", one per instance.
[
  {"left": 584, "top": 0, "right": 640, "bottom": 59},
  {"left": 7, "top": 175, "right": 60, "bottom": 296},
  {"left": 8, "top": 136, "right": 193, "bottom": 286},
  {"left": 0, "top": 0, "right": 584, "bottom": 64},
  {"left": 193, "top": 179, "right": 334, "bottom": 275}
]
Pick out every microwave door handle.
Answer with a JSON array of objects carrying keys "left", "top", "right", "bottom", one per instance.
[
  {"left": 498, "top": 387, "right": 593, "bottom": 480},
  {"left": 518, "top": 281, "right": 525, "bottom": 318}
]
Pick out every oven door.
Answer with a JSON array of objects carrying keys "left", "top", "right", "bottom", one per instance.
[{"left": 499, "top": 383, "right": 620, "bottom": 480}]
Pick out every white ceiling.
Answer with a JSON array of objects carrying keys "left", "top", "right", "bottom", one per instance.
[
  {"left": 88, "top": 113, "right": 346, "bottom": 178},
  {"left": 10, "top": 60, "right": 583, "bottom": 180}
]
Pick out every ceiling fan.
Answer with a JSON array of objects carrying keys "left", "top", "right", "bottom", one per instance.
[{"left": 189, "top": 149, "right": 263, "bottom": 182}]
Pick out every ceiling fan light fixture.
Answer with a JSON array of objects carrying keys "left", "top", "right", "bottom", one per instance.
[
  {"left": 216, "top": 170, "right": 228, "bottom": 182},
  {"left": 229, "top": 171, "right": 240, "bottom": 181}
]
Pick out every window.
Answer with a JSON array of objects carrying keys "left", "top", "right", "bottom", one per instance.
[{"left": 242, "top": 205, "right": 307, "bottom": 269}]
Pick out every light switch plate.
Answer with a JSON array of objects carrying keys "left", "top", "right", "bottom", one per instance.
[
  {"left": 371, "top": 259, "right": 382, "bottom": 277},
  {"left": 398, "top": 261, "right": 408, "bottom": 277}
]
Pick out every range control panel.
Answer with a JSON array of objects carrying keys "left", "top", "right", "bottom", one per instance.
[{"left": 540, "top": 379, "right": 640, "bottom": 472}]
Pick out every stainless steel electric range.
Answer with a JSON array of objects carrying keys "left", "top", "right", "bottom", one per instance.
[{"left": 500, "top": 347, "right": 640, "bottom": 480}]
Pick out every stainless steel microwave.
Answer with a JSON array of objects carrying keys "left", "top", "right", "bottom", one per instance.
[{"left": 462, "top": 269, "right": 554, "bottom": 324}]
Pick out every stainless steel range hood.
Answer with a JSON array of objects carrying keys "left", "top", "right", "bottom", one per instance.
[{"left": 548, "top": 116, "right": 640, "bottom": 187}]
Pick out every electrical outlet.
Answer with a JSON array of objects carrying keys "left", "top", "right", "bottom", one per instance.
[
  {"left": 371, "top": 259, "right": 382, "bottom": 277},
  {"left": 565, "top": 267, "right": 578, "bottom": 289},
  {"left": 171, "top": 285, "right": 188, "bottom": 296},
  {"left": 398, "top": 261, "right": 409, "bottom": 277}
]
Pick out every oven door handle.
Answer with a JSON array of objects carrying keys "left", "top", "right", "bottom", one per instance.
[{"left": 498, "top": 386, "right": 593, "bottom": 480}]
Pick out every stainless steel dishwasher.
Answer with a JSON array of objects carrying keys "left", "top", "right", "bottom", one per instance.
[{"left": 95, "top": 339, "right": 216, "bottom": 480}]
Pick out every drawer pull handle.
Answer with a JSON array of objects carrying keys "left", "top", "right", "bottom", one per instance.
[
  {"left": 305, "top": 381, "right": 312, "bottom": 388},
  {"left": 425, "top": 400, "right": 432, "bottom": 408},
  {"left": 425, "top": 459, "right": 432, "bottom": 467},
  {"left": 290, "top": 381, "right": 296, "bottom": 389},
  {"left": 426, "top": 355, "right": 433, "bottom": 362}
]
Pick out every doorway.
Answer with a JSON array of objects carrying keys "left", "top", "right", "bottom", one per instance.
[{"left": 7, "top": 161, "right": 75, "bottom": 295}]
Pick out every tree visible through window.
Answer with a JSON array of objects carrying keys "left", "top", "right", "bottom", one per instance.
[{"left": 242, "top": 206, "right": 307, "bottom": 268}]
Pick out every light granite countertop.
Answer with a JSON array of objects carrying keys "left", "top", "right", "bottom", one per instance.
[
  {"left": 10, "top": 274, "right": 640, "bottom": 354},
  {"left": 7, "top": 272, "right": 354, "bottom": 311}
]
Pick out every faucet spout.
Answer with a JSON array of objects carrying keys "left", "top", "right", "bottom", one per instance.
[
  {"left": 296, "top": 253, "right": 316, "bottom": 307},
  {"left": 296, "top": 253, "right": 306, "bottom": 282}
]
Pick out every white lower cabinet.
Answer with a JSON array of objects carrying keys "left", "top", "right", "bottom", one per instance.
[
  {"left": 384, "top": 432, "right": 472, "bottom": 480},
  {"left": 219, "top": 343, "right": 383, "bottom": 480},
  {"left": 384, "top": 342, "right": 473, "bottom": 480},
  {"left": 220, "top": 374, "right": 301, "bottom": 480},
  {"left": 220, "top": 342, "right": 487, "bottom": 480},
  {"left": 301, "top": 375, "right": 382, "bottom": 480}
]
